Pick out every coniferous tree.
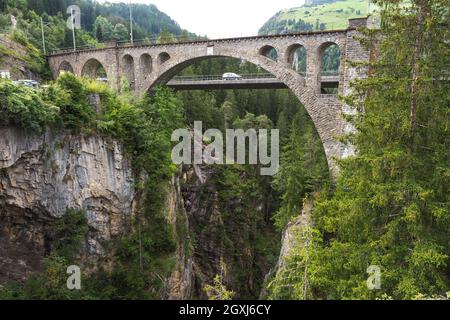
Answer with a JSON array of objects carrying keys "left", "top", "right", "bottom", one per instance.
[{"left": 269, "top": 0, "right": 450, "bottom": 300}]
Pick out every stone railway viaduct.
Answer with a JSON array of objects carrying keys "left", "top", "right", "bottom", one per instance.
[{"left": 47, "top": 17, "right": 371, "bottom": 177}]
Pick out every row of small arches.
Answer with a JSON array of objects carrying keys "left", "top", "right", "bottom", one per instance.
[
  {"left": 259, "top": 42, "right": 341, "bottom": 76},
  {"left": 58, "top": 51, "right": 172, "bottom": 86}
]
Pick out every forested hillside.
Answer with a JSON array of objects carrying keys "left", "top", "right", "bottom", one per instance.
[
  {"left": 265, "top": 0, "right": 450, "bottom": 300},
  {"left": 0, "top": 0, "right": 197, "bottom": 80},
  {"left": 1, "top": 0, "right": 189, "bottom": 38},
  {"left": 259, "top": 0, "right": 369, "bottom": 35},
  {"left": 0, "top": 0, "right": 193, "bottom": 58}
]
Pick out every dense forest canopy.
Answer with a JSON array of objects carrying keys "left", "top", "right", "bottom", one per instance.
[
  {"left": 0, "top": 0, "right": 194, "bottom": 55},
  {"left": 266, "top": 0, "right": 450, "bottom": 300},
  {"left": 1, "top": 0, "right": 189, "bottom": 36}
]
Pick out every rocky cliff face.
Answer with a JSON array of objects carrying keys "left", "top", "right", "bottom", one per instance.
[
  {"left": 177, "top": 164, "right": 280, "bottom": 299},
  {"left": 166, "top": 174, "right": 194, "bottom": 300},
  {"left": 0, "top": 127, "right": 135, "bottom": 285},
  {"left": 0, "top": 127, "right": 281, "bottom": 299},
  {"left": 273, "top": 200, "right": 312, "bottom": 272},
  {"left": 260, "top": 199, "right": 313, "bottom": 299},
  {"left": 0, "top": 35, "right": 41, "bottom": 81}
]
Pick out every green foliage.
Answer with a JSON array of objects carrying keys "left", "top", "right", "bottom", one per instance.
[
  {"left": 179, "top": 90, "right": 222, "bottom": 129},
  {"left": 266, "top": 225, "right": 321, "bottom": 299},
  {"left": 157, "top": 28, "right": 176, "bottom": 44},
  {"left": 268, "top": 0, "right": 450, "bottom": 300},
  {"left": 50, "top": 209, "right": 89, "bottom": 260},
  {"left": 94, "top": 16, "right": 114, "bottom": 42},
  {"left": 0, "top": 71, "right": 115, "bottom": 133},
  {"left": 99, "top": 86, "right": 183, "bottom": 177},
  {"left": 51, "top": 72, "right": 95, "bottom": 130},
  {"left": 1, "top": 0, "right": 192, "bottom": 51},
  {"left": 0, "top": 254, "right": 89, "bottom": 300},
  {"left": 322, "top": 44, "right": 340, "bottom": 72},
  {"left": 93, "top": 2, "right": 190, "bottom": 38},
  {"left": 0, "top": 78, "right": 58, "bottom": 132},
  {"left": 0, "top": 23, "right": 51, "bottom": 78},
  {"left": 173, "top": 56, "right": 331, "bottom": 299},
  {"left": 259, "top": 0, "right": 370, "bottom": 35},
  {"left": 272, "top": 115, "right": 329, "bottom": 230},
  {"left": 113, "top": 23, "right": 128, "bottom": 41},
  {"left": 0, "top": 0, "right": 196, "bottom": 81},
  {"left": 0, "top": 78, "right": 185, "bottom": 300},
  {"left": 87, "top": 87, "right": 184, "bottom": 299},
  {"left": 232, "top": 112, "right": 273, "bottom": 130},
  {"left": 0, "top": 209, "right": 89, "bottom": 300},
  {"left": 208, "top": 139, "right": 281, "bottom": 298},
  {"left": 204, "top": 260, "right": 235, "bottom": 300}
]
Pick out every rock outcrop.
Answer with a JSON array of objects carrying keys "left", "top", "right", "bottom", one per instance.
[
  {"left": 260, "top": 198, "right": 313, "bottom": 299},
  {"left": 274, "top": 200, "right": 313, "bottom": 272},
  {"left": 0, "top": 35, "right": 41, "bottom": 81},
  {"left": 0, "top": 127, "right": 283, "bottom": 299},
  {"left": 0, "top": 127, "right": 135, "bottom": 285},
  {"left": 178, "top": 164, "right": 279, "bottom": 299},
  {"left": 166, "top": 174, "right": 194, "bottom": 300}
]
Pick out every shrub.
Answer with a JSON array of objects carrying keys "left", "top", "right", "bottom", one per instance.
[
  {"left": 50, "top": 208, "right": 89, "bottom": 260},
  {"left": 53, "top": 73, "right": 95, "bottom": 130},
  {"left": 0, "top": 79, "right": 58, "bottom": 132}
]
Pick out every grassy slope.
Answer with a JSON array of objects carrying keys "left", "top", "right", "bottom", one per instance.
[{"left": 264, "top": 0, "right": 370, "bottom": 32}]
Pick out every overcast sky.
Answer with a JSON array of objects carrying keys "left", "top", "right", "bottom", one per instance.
[{"left": 100, "top": 0, "right": 305, "bottom": 38}]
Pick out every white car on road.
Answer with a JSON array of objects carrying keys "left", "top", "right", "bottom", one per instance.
[{"left": 222, "top": 73, "right": 242, "bottom": 80}]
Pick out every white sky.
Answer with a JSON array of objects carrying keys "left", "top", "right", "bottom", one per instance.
[{"left": 100, "top": 0, "right": 305, "bottom": 38}]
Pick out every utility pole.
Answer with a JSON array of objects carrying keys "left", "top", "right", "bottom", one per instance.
[
  {"left": 71, "top": 8, "right": 76, "bottom": 52},
  {"left": 129, "top": 1, "right": 134, "bottom": 44},
  {"left": 40, "top": 17, "right": 46, "bottom": 55}
]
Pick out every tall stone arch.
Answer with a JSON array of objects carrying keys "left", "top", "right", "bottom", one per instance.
[{"left": 138, "top": 50, "right": 348, "bottom": 178}]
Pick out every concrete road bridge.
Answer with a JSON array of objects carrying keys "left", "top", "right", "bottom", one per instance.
[{"left": 166, "top": 72, "right": 340, "bottom": 90}]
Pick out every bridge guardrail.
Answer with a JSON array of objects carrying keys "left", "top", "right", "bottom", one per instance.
[
  {"left": 47, "top": 25, "right": 351, "bottom": 56},
  {"left": 170, "top": 73, "right": 278, "bottom": 82},
  {"left": 169, "top": 72, "right": 339, "bottom": 83},
  {"left": 169, "top": 72, "right": 339, "bottom": 85},
  {"left": 48, "top": 36, "right": 205, "bottom": 55}
]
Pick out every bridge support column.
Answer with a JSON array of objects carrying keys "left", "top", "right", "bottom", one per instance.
[{"left": 306, "top": 47, "right": 320, "bottom": 94}]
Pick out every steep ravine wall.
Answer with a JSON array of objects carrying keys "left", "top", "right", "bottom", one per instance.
[
  {"left": 0, "top": 127, "right": 284, "bottom": 299},
  {"left": 178, "top": 164, "right": 280, "bottom": 299},
  {"left": 260, "top": 199, "right": 313, "bottom": 299},
  {"left": 0, "top": 127, "right": 135, "bottom": 285}
]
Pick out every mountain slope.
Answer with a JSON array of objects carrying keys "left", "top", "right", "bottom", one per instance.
[
  {"left": 259, "top": 0, "right": 369, "bottom": 35},
  {"left": 0, "top": 1, "right": 195, "bottom": 78},
  {"left": 0, "top": 1, "right": 191, "bottom": 43}
]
